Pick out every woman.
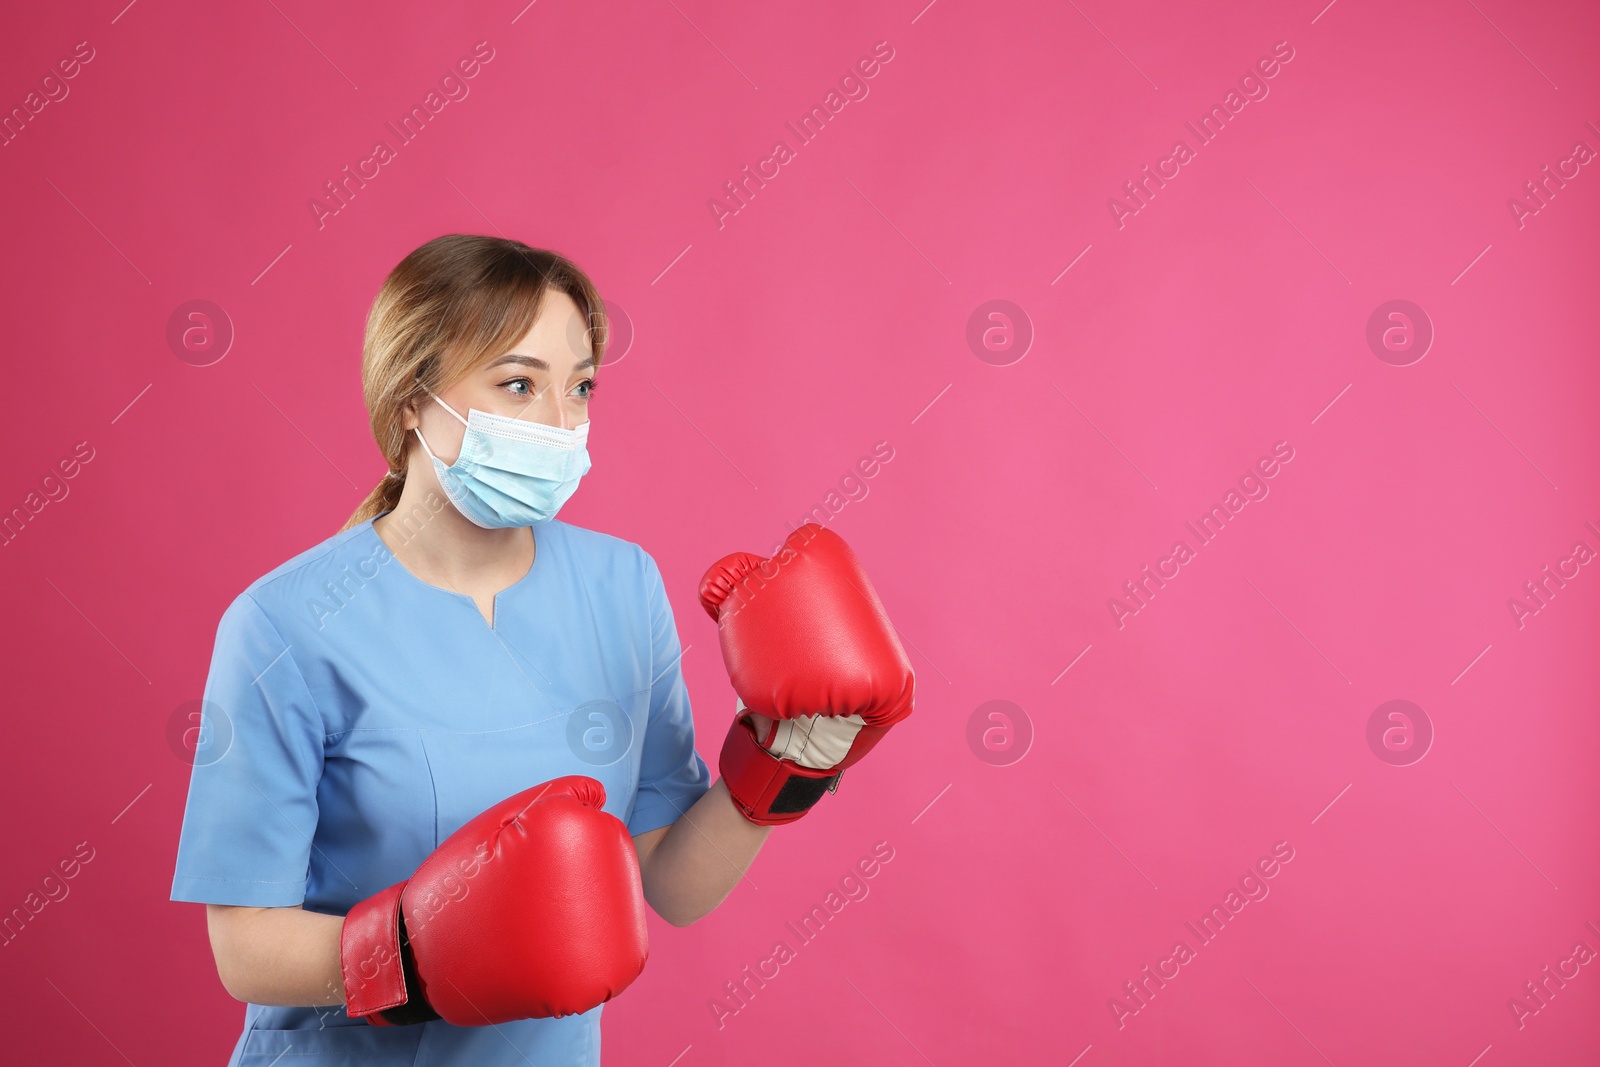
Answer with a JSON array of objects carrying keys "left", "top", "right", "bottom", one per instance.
[
  {"left": 170, "top": 238, "right": 774, "bottom": 1062},
  {"left": 171, "top": 234, "right": 913, "bottom": 1065}
]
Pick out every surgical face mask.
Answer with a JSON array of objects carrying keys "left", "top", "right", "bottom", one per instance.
[{"left": 413, "top": 387, "right": 592, "bottom": 528}]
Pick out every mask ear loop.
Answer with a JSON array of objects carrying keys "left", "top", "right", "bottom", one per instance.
[
  {"left": 410, "top": 382, "right": 472, "bottom": 471},
  {"left": 413, "top": 425, "right": 445, "bottom": 466},
  {"left": 419, "top": 382, "right": 470, "bottom": 427}
]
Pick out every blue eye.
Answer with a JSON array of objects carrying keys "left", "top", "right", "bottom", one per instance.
[{"left": 499, "top": 377, "right": 593, "bottom": 401}]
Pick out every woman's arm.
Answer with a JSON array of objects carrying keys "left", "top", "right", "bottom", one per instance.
[
  {"left": 205, "top": 904, "right": 346, "bottom": 1007},
  {"left": 208, "top": 785, "right": 756, "bottom": 1005},
  {"left": 633, "top": 779, "right": 772, "bottom": 927}
]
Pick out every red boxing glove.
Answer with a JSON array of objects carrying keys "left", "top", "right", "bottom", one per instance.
[
  {"left": 340, "top": 775, "right": 648, "bottom": 1026},
  {"left": 699, "top": 524, "right": 915, "bottom": 825}
]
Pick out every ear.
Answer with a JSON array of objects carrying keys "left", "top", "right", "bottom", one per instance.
[{"left": 398, "top": 392, "right": 425, "bottom": 432}]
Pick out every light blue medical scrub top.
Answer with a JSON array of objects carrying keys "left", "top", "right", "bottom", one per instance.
[{"left": 171, "top": 510, "right": 712, "bottom": 1065}]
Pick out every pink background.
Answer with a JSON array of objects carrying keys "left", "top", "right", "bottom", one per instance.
[{"left": 2, "top": 0, "right": 1597, "bottom": 1063}]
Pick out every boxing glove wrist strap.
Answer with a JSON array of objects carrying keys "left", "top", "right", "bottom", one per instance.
[
  {"left": 719, "top": 716, "right": 843, "bottom": 826},
  {"left": 341, "top": 882, "right": 442, "bottom": 1027}
]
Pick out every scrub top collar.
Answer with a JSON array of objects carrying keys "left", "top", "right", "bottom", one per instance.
[{"left": 366, "top": 510, "right": 545, "bottom": 622}]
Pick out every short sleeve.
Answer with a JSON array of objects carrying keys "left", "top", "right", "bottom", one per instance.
[
  {"left": 170, "top": 592, "right": 326, "bottom": 907},
  {"left": 626, "top": 554, "right": 712, "bottom": 836}
]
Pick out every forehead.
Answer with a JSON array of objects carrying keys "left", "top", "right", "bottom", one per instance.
[{"left": 495, "top": 291, "right": 594, "bottom": 367}]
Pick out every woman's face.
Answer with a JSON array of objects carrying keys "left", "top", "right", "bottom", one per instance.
[{"left": 406, "top": 290, "right": 597, "bottom": 464}]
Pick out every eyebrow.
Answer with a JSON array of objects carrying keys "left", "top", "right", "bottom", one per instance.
[{"left": 487, "top": 352, "right": 599, "bottom": 371}]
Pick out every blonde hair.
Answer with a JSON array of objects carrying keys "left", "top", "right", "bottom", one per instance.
[{"left": 340, "top": 234, "right": 608, "bottom": 533}]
